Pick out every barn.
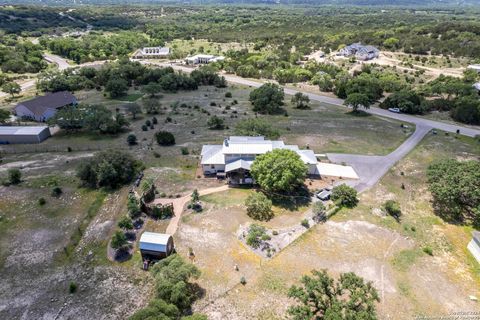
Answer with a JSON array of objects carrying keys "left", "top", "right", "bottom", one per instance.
[
  {"left": 0, "top": 126, "right": 51, "bottom": 144},
  {"left": 139, "top": 232, "right": 174, "bottom": 261}
]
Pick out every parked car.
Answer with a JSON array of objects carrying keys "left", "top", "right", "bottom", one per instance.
[
  {"left": 388, "top": 107, "right": 401, "bottom": 113},
  {"left": 316, "top": 189, "right": 332, "bottom": 201}
]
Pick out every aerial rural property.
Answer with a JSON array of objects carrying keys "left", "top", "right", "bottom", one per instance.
[{"left": 1, "top": 1, "right": 480, "bottom": 319}]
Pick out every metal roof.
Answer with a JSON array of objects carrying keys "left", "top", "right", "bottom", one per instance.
[
  {"left": 16, "top": 91, "right": 76, "bottom": 118},
  {"left": 298, "top": 150, "right": 318, "bottom": 164},
  {"left": 201, "top": 145, "right": 225, "bottom": 164},
  {"left": 202, "top": 136, "right": 320, "bottom": 166},
  {"left": 139, "top": 232, "right": 172, "bottom": 253},
  {"left": 0, "top": 126, "right": 49, "bottom": 135},
  {"left": 316, "top": 163, "right": 359, "bottom": 179},
  {"left": 225, "top": 159, "right": 252, "bottom": 172}
]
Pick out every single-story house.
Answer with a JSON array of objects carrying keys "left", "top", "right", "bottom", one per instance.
[
  {"left": 14, "top": 91, "right": 77, "bottom": 122},
  {"left": 139, "top": 232, "right": 174, "bottom": 261},
  {"left": 467, "top": 230, "right": 480, "bottom": 263},
  {"left": 338, "top": 43, "right": 379, "bottom": 61},
  {"left": 185, "top": 54, "right": 225, "bottom": 65},
  {"left": 200, "top": 136, "right": 358, "bottom": 184},
  {"left": 467, "top": 64, "right": 480, "bottom": 73},
  {"left": 0, "top": 126, "right": 51, "bottom": 144},
  {"left": 133, "top": 47, "right": 170, "bottom": 59}
]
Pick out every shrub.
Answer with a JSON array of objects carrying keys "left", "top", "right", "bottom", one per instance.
[
  {"left": 127, "top": 194, "right": 141, "bottom": 218},
  {"left": 384, "top": 200, "right": 401, "bottom": 221},
  {"left": 111, "top": 230, "right": 128, "bottom": 249},
  {"left": 8, "top": 168, "right": 21, "bottom": 185},
  {"left": 240, "top": 276, "right": 247, "bottom": 285},
  {"left": 423, "top": 247, "right": 433, "bottom": 256},
  {"left": 118, "top": 216, "right": 134, "bottom": 230},
  {"left": 331, "top": 184, "right": 358, "bottom": 208},
  {"left": 69, "top": 281, "right": 77, "bottom": 294},
  {"left": 245, "top": 192, "right": 273, "bottom": 221},
  {"left": 141, "top": 125, "right": 148, "bottom": 131},
  {"left": 155, "top": 131, "right": 175, "bottom": 146},
  {"left": 225, "top": 92, "right": 232, "bottom": 98},
  {"left": 234, "top": 118, "right": 280, "bottom": 139},
  {"left": 301, "top": 219, "right": 310, "bottom": 228},
  {"left": 312, "top": 201, "right": 325, "bottom": 215},
  {"left": 246, "top": 224, "right": 269, "bottom": 249},
  {"left": 152, "top": 117, "right": 158, "bottom": 124},
  {"left": 51, "top": 186, "right": 63, "bottom": 197},
  {"left": 145, "top": 120, "right": 151, "bottom": 126},
  {"left": 38, "top": 197, "right": 46, "bottom": 206},
  {"left": 207, "top": 115, "right": 225, "bottom": 130},
  {"left": 181, "top": 147, "right": 189, "bottom": 155},
  {"left": 127, "top": 134, "right": 137, "bottom": 145}
]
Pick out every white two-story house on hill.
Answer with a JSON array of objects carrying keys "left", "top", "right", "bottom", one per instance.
[{"left": 201, "top": 136, "right": 321, "bottom": 184}]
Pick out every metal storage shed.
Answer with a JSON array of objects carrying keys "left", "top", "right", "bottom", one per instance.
[
  {"left": 0, "top": 126, "right": 51, "bottom": 144},
  {"left": 139, "top": 232, "right": 174, "bottom": 261}
]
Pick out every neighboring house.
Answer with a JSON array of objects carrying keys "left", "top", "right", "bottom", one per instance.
[
  {"left": 139, "top": 232, "right": 174, "bottom": 262},
  {"left": 467, "top": 231, "right": 480, "bottom": 263},
  {"left": 14, "top": 91, "right": 77, "bottom": 122},
  {"left": 133, "top": 47, "right": 170, "bottom": 59},
  {"left": 200, "top": 136, "right": 359, "bottom": 184},
  {"left": 185, "top": 54, "right": 225, "bottom": 65},
  {"left": 467, "top": 64, "right": 480, "bottom": 73},
  {"left": 338, "top": 43, "right": 379, "bottom": 60},
  {"left": 0, "top": 126, "right": 51, "bottom": 144}
]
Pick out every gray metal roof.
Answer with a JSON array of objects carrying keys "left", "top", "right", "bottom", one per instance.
[
  {"left": 0, "top": 126, "right": 49, "bottom": 136},
  {"left": 16, "top": 91, "right": 76, "bottom": 118}
]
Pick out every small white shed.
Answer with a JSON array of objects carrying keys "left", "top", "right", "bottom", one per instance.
[{"left": 139, "top": 232, "right": 174, "bottom": 261}]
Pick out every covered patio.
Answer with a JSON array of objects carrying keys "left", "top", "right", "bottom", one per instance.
[{"left": 225, "top": 159, "right": 254, "bottom": 185}]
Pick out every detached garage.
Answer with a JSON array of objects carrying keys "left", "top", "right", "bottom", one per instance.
[
  {"left": 139, "top": 232, "right": 174, "bottom": 262},
  {"left": 0, "top": 126, "right": 51, "bottom": 144}
]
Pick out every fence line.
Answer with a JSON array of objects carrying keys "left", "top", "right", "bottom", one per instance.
[{"left": 0, "top": 145, "right": 117, "bottom": 155}]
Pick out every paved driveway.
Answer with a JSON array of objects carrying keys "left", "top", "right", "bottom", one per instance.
[{"left": 327, "top": 124, "right": 432, "bottom": 192}]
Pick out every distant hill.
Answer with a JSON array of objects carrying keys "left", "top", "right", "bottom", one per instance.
[{"left": 2, "top": 0, "right": 480, "bottom": 6}]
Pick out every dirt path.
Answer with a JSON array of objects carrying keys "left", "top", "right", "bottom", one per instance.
[{"left": 152, "top": 185, "right": 230, "bottom": 235}]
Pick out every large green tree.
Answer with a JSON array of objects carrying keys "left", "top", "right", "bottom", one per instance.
[
  {"left": 77, "top": 150, "right": 141, "bottom": 189},
  {"left": 344, "top": 93, "right": 371, "bottom": 112},
  {"left": 291, "top": 92, "right": 310, "bottom": 109},
  {"left": 2, "top": 82, "right": 21, "bottom": 97},
  {"left": 245, "top": 192, "right": 273, "bottom": 221},
  {"left": 379, "top": 90, "right": 427, "bottom": 115},
  {"left": 427, "top": 159, "right": 480, "bottom": 225},
  {"left": 331, "top": 184, "right": 358, "bottom": 208},
  {"left": 249, "top": 83, "right": 285, "bottom": 114},
  {"left": 151, "top": 254, "right": 201, "bottom": 311},
  {"left": 251, "top": 149, "right": 307, "bottom": 193},
  {"left": 288, "top": 270, "right": 379, "bottom": 320}
]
